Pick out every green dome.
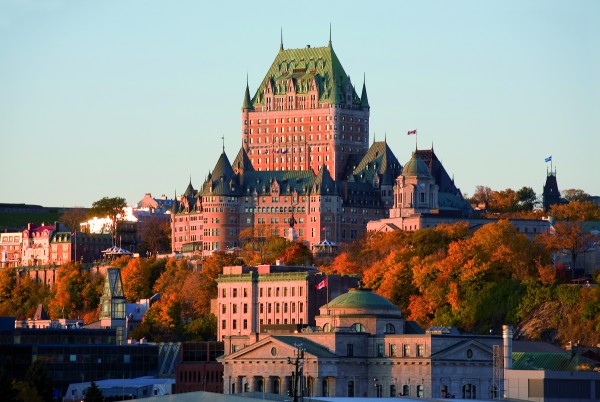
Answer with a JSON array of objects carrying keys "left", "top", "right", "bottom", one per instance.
[
  {"left": 402, "top": 153, "right": 431, "bottom": 178},
  {"left": 327, "top": 288, "right": 400, "bottom": 311}
]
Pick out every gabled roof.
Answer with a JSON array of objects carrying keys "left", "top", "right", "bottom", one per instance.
[
  {"left": 272, "top": 335, "right": 337, "bottom": 358},
  {"left": 251, "top": 43, "right": 361, "bottom": 106}
]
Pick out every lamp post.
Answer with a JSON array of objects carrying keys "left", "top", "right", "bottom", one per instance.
[{"left": 287, "top": 344, "right": 305, "bottom": 402}]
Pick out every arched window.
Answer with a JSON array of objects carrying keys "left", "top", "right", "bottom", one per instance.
[
  {"left": 402, "top": 384, "right": 410, "bottom": 397},
  {"left": 351, "top": 323, "right": 366, "bottom": 333},
  {"left": 323, "top": 323, "right": 331, "bottom": 332},
  {"left": 462, "top": 384, "right": 476, "bottom": 399},
  {"left": 385, "top": 323, "right": 395, "bottom": 334}
]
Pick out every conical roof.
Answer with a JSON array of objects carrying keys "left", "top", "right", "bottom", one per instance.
[
  {"left": 242, "top": 81, "right": 253, "bottom": 110},
  {"left": 212, "top": 152, "right": 235, "bottom": 180},
  {"left": 183, "top": 180, "right": 195, "bottom": 198},
  {"left": 360, "top": 79, "right": 369, "bottom": 108}
]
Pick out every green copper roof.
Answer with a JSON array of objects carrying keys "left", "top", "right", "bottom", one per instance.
[
  {"left": 242, "top": 81, "right": 253, "bottom": 110},
  {"left": 402, "top": 152, "right": 432, "bottom": 178},
  {"left": 251, "top": 44, "right": 361, "bottom": 106},
  {"left": 512, "top": 352, "right": 597, "bottom": 371},
  {"left": 327, "top": 288, "right": 401, "bottom": 312},
  {"left": 360, "top": 80, "right": 369, "bottom": 108}
]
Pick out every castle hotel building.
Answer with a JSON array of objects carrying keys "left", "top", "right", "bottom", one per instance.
[{"left": 171, "top": 37, "right": 470, "bottom": 255}]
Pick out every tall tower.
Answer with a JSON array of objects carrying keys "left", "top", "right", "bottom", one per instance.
[
  {"left": 543, "top": 169, "right": 560, "bottom": 211},
  {"left": 242, "top": 38, "right": 370, "bottom": 180}
]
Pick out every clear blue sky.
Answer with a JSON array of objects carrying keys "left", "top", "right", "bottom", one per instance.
[{"left": 1, "top": 0, "right": 598, "bottom": 207}]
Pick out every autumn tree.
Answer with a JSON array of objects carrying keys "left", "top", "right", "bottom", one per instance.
[
  {"left": 278, "top": 242, "right": 313, "bottom": 266},
  {"left": 49, "top": 262, "right": 103, "bottom": 319},
  {"left": 562, "top": 188, "right": 590, "bottom": 203},
  {"left": 537, "top": 221, "right": 597, "bottom": 275},
  {"left": 59, "top": 207, "right": 89, "bottom": 232},
  {"left": 549, "top": 201, "right": 600, "bottom": 221},
  {"left": 120, "top": 257, "right": 166, "bottom": 302},
  {"left": 139, "top": 215, "right": 171, "bottom": 255},
  {"left": 90, "top": 196, "right": 127, "bottom": 237},
  {"left": 470, "top": 185, "right": 494, "bottom": 208},
  {"left": 240, "top": 225, "right": 291, "bottom": 265},
  {"left": 489, "top": 188, "right": 520, "bottom": 213}
]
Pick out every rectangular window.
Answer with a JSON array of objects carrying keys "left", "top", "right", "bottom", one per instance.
[
  {"left": 243, "top": 319, "right": 248, "bottom": 330},
  {"left": 232, "top": 320, "right": 237, "bottom": 330},
  {"left": 243, "top": 304, "right": 248, "bottom": 314},
  {"left": 222, "top": 288, "right": 226, "bottom": 298},
  {"left": 403, "top": 344, "right": 410, "bottom": 357},
  {"left": 222, "top": 305, "right": 226, "bottom": 314},
  {"left": 377, "top": 344, "right": 384, "bottom": 357},
  {"left": 233, "top": 289, "right": 238, "bottom": 298},
  {"left": 390, "top": 344, "right": 396, "bottom": 357},
  {"left": 417, "top": 344, "right": 424, "bottom": 357},
  {"left": 347, "top": 344, "right": 354, "bottom": 357},
  {"left": 222, "top": 320, "right": 226, "bottom": 330},
  {"left": 233, "top": 304, "right": 237, "bottom": 314},
  {"left": 243, "top": 288, "right": 248, "bottom": 297}
]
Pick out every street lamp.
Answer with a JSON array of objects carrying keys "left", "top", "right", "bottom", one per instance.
[{"left": 287, "top": 344, "right": 305, "bottom": 402}]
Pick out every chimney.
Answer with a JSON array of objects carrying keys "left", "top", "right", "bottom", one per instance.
[{"left": 503, "top": 324, "right": 513, "bottom": 398}]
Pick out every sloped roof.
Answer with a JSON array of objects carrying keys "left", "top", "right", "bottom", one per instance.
[
  {"left": 252, "top": 44, "right": 361, "bottom": 106},
  {"left": 232, "top": 147, "right": 254, "bottom": 174},
  {"left": 351, "top": 141, "right": 402, "bottom": 185},
  {"left": 512, "top": 352, "right": 598, "bottom": 371}
]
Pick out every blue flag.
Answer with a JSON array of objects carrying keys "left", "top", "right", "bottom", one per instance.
[{"left": 545, "top": 156, "right": 552, "bottom": 163}]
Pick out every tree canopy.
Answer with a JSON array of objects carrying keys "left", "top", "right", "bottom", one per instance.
[{"left": 90, "top": 196, "right": 127, "bottom": 236}]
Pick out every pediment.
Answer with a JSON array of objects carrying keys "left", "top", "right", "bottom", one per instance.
[
  {"left": 221, "top": 335, "right": 333, "bottom": 363},
  {"left": 432, "top": 339, "right": 494, "bottom": 362}
]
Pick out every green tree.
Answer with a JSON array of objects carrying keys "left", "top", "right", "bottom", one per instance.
[
  {"left": 0, "top": 367, "right": 18, "bottom": 402},
  {"left": 84, "top": 381, "right": 104, "bottom": 402},
  {"left": 24, "top": 360, "right": 53, "bottom": 402},
  {"left": 517, "top": 186, "right": 538, "bottom": 211},
  {"left": 90, "top": 196, "right": 127, "bottom": 237}
]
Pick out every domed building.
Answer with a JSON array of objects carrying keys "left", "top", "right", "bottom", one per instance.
[{"left": 219, "top": 287, "right": 502, "bottom": 399}]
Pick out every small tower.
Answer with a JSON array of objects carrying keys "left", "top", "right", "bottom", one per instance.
[
  {"left": 99, "top": 268, "right": 127, "bottom": 345},
  {"left": 543, "top": 169, "right": 561, "bottom": 211},
  {"left": 393, "top": 152, "right": 439, "bottom": 218}
]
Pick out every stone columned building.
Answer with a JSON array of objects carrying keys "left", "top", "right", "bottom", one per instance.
[{"left": 219, "top": 287, "right": 502, "bottom": 399}]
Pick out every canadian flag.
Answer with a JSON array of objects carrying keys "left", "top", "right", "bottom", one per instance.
[
  {"left": 316, "top": 278, "right": 328, "bottom": 290},
  {"left": 407, "top": 130, "right": 417, "bottom": 135}
]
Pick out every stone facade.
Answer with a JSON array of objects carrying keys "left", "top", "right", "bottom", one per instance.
[{"left": 218, "top": 288, "right": 502, "bottom": 399}]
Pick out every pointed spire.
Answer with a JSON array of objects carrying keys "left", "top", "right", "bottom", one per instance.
[
  {"left": 280, "top": 27, "right": 284, "bottom": 51},
  {"left": 329, "top": 23, "right": 332, "bottom": 47},
  {"left": 221, "top": 135, "right": 225, "bottom": 153},
  {"left": 360, "top": 73, "right": 370, "bottom": 108},
  {"left": 242, "top": 75, "right": 253, "bottom": 110},
  {"left": 384, "top": 132, "right": 387, "bottom": 143}
]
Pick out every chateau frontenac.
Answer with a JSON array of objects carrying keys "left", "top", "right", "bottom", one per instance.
[{"left": 171, "top": 38, "right": 469, "bottom": 255}]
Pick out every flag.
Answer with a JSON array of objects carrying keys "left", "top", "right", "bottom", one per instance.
[
  {"left": 545, "top": 156, "right": 552, "bottom": 163},
  {"left": 316, "top": 278, "right": 327, "bottom": 290},
  {"left": 407, "top": 129, "right": 417, "bottom": 135}
]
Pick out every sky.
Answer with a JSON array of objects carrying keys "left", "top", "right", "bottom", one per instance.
[{"left": 1, "top": 0, "right": 598, "bottom": 208}]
